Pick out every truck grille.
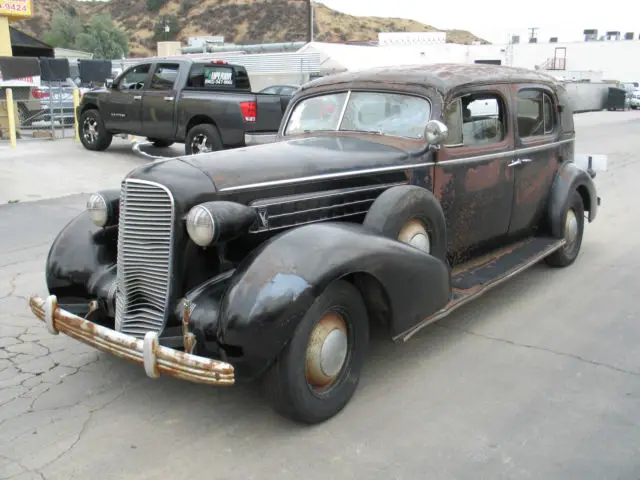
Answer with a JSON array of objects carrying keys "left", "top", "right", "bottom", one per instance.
[{"left": 115, "top": 179, "right": 175, "bottom": 338}]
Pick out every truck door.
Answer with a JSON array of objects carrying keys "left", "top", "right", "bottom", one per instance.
[
  {"left": 103, "top": 63, "right": 151, "bottom": 134},
  {"left": 141, "top": 63, "right": 180, "bottom": 139}
]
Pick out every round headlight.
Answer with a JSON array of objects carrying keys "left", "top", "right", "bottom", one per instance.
[
  {"left": 186, "top": 205, "right": 216, "bottom": 247},
  {"left": 86, "top": 193, "right": 108, "bottom": 227}
]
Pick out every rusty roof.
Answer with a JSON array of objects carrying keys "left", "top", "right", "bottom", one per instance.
[{"left": 301, "top": 63, "right": 561, "bottom": 95}]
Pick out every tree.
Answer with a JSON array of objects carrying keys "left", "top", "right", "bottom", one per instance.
[
  {"left": 153, "top": 15, "right": 179, "bottom": 41},
  {"left": 75, "top": 14, "right": 129, "bottom": 60},
  {"left": 43, "top": 10, "right": 82, "bottom": 48}
]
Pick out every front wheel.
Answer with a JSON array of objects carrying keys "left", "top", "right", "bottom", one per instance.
[
  {"left": 79, "top": 109, "right": 112, "bottom": 151},
  {"left": 545, "top": 190, "right": 585, "bottom": 267},
  {"left": 184, "top": 124, "right": 223, "bottom": 155},
  {"left": 264, "top": 280, "right": 369, "bottom": 424}
]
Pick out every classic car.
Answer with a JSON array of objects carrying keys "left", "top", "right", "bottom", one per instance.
[{"left": 28, "top": 63, "right": 601, "bottom": 424}]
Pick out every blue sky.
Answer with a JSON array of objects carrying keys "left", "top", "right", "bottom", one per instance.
[{"left": 317, "top": 0, "right": 638, "bottom": 44}]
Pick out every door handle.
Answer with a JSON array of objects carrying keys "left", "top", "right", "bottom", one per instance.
[
  {"left": 508, "top": 159, "right": 522, "bottom": 167},
  {"left": 133, "top": 95, "right": 142, "bottom": 100},
  {"left": 163, "top": 96, "right": 175, "bottom": 101}
]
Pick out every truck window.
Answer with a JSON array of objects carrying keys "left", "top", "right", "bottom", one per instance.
[
  {"left": 117, "top": 64, "right": 151, "bottom": 91},
  {"left": 186, "top": 64, "right": 250, "bottom": 91},
  {"left": 150, "top": 63, "right": 180, "bottom": 90}
]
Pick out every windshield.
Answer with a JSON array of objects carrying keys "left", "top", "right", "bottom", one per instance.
[{"left": 284, "top": 91, "right": 431, "bottom": 139}]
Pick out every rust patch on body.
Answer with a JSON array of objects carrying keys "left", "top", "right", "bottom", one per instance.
[{"left": 464, "top": 159, "right": 502, "bottom": 192}]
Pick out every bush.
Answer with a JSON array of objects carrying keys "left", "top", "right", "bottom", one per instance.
[{"left": 146, "top": 0, "right": 166, "bottom": 12}]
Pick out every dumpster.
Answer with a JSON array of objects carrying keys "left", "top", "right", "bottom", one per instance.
[{"left": 606, "top": 87, "right": 626, "bottom": 111}]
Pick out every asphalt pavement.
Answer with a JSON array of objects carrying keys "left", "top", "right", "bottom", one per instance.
[{"left": 1, "top": 112, "right": 639, "bottom": 479}]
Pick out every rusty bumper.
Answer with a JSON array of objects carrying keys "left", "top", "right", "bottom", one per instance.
[{"left": 28, "top": 295, "right": 235, "bottom": 386}]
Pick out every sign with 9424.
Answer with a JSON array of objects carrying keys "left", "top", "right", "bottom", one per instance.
[{"left": 0, "top": 0, "right": 32, "bottom": 19}]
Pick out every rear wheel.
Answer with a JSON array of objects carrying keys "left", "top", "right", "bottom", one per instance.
[
  {"left": 184, "top": 124, "right": 223, "bottom": 155},
  {"left": 545, "top": 190, "right": 585, "bottom": 267},
  {"left": 264, "top": 280, "right": 369, "bottom": 424},
  {"left": 79, "top": 109, "right": 112, "bottom": 151},
  {"left": 147, "top": 138, "right": 174, "bottom": 148}
]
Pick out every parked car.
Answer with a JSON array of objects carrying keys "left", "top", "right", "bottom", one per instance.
[
  {"left": 629, "top": 91, "right": 640, "bottom": 109},
  {"left": 29, "top": 63, "right": 601, "bottom": 424},
  {"left": 259, "top": 84, "right": 300, "bottom": 96},
  {"left": 76, "top": 58, "right": 293, "bottom": 155}
]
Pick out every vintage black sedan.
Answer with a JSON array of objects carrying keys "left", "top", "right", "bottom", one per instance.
[{"left": 29, "top": 63, "right": 601, "bottom": 424}]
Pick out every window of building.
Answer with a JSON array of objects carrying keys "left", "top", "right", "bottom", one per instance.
[{"left": 444, "top": 93, "right": 506, "bottom": 147}]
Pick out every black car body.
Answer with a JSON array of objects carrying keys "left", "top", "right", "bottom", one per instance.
[
  {"left": 76, "top": 58, "right": 293, "bottom": 155},
  {"left": 30, "top": 63, "right": 601, "bottom": 424}
]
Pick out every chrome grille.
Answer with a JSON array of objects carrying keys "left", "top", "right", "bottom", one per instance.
[{"left": 115, "top": 179, "right": 174, "bottom": 338}]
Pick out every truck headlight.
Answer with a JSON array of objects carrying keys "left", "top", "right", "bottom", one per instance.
[
  {"left": 86, "top": 193, "right": 109, "bottom": 227},
  {"left": 186, "top": 205, "right": 216, "bottom": 247}
]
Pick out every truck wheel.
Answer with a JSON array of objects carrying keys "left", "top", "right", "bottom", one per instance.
[
  {"left": 363, "top": 185, "right": 448, "bottom": 264},
  {"left": 185, "top": 124, "right": 223, "bottom": 155},
  {"left": 264, "top": 280, "right": 369, "bottom": 424},
  {"left": 79, "top": 109, "right": 112, "bottom": 151},
  {"left": 545, "top": 190, "right": 584, "bottom": 268},
  {"left": 147, "top": 138, "right": 174, "bottom": 148}
]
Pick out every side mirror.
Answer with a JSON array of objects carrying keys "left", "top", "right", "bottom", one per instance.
[
  {"left": 424, "top": 120, "right": 449, "bottom": 146},
  {"left": 105, "top": 78, "right": 114, "bottom": 89}
]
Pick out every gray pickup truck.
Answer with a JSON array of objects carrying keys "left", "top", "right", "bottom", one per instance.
[{"left": 76, "top": 58, "right": 292, "bottom": 155}]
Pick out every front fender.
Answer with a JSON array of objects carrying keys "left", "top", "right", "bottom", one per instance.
[
  {"left": 46, "top": 211, "right": 117, "bottom": 313},
  {"left": 218, "top": 222, "right": 451, "bottom": 379},
  {"left": 549, "top": 161, "right": 599, "bottom": 238}
]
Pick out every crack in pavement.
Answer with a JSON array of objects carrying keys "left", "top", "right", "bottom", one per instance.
[
  {"left": 0, "top": 453, "right": 45, "bottom": 480},
  {"left": 0, "top": 273, "right": 21, "bottom": 300},
  {"left": 437, "top": 324, "right": 640, "bottom": 378}
]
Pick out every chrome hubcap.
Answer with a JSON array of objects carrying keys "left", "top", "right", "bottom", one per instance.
[
  {"left": 305, "top": 312, "right": 348, "bottom": 390},
  {"left": 398, "top": 219, "right": 431, "bottom": 253},
  {"left": 565, "top": 208, "right": 579, "bottom": 250},
  {"left": 191, "top": 134, "right": 211, "bottom": 154},
  {"left": 83, "top": 118, "right": 98, "bottom": 143}
]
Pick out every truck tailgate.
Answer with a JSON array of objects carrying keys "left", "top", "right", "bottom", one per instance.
[{"left": 252, "top": 93, "right": 292, "bottom": 132}]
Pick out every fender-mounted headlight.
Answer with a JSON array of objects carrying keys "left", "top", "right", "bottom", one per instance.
[
  {"left": 186, "top": 205, "right": 216, "bottom": 247},
  {"left": 185, "top": 201, "right": 258, "bottom": 247},
  {"left": 86, "top": 190, "right": 120, "bottom": 228}
]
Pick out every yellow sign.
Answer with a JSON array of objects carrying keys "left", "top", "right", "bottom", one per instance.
[{"left": 0, "top": 0, "right": 33, "bottom": 19}]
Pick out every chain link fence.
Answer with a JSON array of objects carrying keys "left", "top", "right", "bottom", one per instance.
[{"left": 1, "top": 81, "right": 77, "bottom": 140}]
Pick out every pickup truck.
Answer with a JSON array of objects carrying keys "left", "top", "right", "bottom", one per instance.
[{"left": 76, "top": 58, "right": 292, "bottom": 155}]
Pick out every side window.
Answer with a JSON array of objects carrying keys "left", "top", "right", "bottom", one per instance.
[
  {"left": 543, "top": 93, "right": 556, "bottom": 134},
  {"left": 444, "top": 93, "right": 506, "bottom": 147},
  {"left": 150, "top": 63, "right": 180, "bottom": 90},
  {"left": 117, "top": 64, "right": 150, "bottom": 91},
  {"left": 517, "top": 89, "right": 556, "bottom": 137}
]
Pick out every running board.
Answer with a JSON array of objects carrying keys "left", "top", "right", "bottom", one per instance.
[{"left": 394, "top": 237, "right": 566, "bottom": 343}]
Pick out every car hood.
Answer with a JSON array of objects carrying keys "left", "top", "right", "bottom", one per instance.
[{"left": 182, "top": 135, "right": 410, "bottom": 192}]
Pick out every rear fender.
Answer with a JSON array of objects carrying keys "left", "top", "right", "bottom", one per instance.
[
  {"left": 548, "top": 161, "right": 598, "bottom": 237},
  {"left": 218, "top": 222, "right": 451, "bottom": 378}
]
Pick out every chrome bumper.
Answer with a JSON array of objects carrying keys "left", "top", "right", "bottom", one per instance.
[
  {"left": 244, "top": 132, "right": 278, "bottom": 146},
  {"left": 28, "top": 295, "right": 235, "bottom": 386}
]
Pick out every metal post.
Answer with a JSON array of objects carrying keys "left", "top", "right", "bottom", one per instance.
[
  {"left": 59, "top": 81, "right": 64, "bottom": 138},
  {"left": 6, "top": 88, "right": 17, "bottom": 148},
  {"left": 73, "top": 87, "right": 80, "bottom": 142},
  {"left": 48, "top": 80, "right": 54, "bottom": 139}
]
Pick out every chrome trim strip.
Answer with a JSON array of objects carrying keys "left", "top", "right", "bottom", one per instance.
[
  {"left": 249, "top": 182, "right": 407, "bottom": 208},
  {"left": 258, "top": 210, "right": 369, "bottom": 233},
  {"left": 219, "top": 138, "right": 574, "bottom": 193},
  {"left": 437, "top": 138, "right": 574, "bottom": 167},
  {"left": 116, "top": 178, "right": 176, "bottom": 337},
  {"left": 336, "top": 90, "right": 352, "bottom": 130},
  {"left": 220, "top": 163, "right": 433, "bottom": 193},
  {"left": 269, "top": 198, "right": 374, "bottom": 220}
]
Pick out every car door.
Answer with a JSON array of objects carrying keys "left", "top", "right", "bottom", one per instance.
[
  {"left": 433, "top": 86, "right": 516, "bottom": 262},
  {"left": 507, "top": 86, "right": 561, "bottom": 236},
  {"left": 102, "top": 63, "right": 151, "bottom": 134},
  {"left": 141, "top": 62, "right": 180, "bottom": 139}
]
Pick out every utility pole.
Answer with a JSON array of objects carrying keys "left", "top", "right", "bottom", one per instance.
[
  {"left": 309, "top": 0, "right": 314, "bottom": 42},
  {"left": 528, "top": 27, "right": 538, "bottom": 42}
]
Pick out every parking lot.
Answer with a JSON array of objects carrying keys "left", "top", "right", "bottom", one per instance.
[{"left": 1, "top": 110, "right": 640, "bottom": 479}]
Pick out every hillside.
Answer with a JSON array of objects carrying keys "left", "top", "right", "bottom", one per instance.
[{"left": 15, "top": 0, "right": 487, "bottom": 57}]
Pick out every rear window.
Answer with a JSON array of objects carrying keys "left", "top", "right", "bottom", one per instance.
[{"left": 186, "top": 63, "right": 250, "bottom": 90}]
